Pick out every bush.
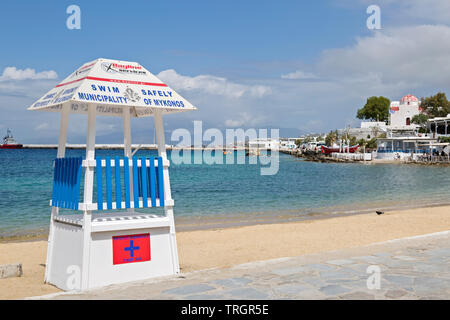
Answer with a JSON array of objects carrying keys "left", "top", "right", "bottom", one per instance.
[
  {"left": 366, "top": 138, "right": 378, "bottom": 150},
  {"left": 438, "top": 136, "right": 450, "bottom": 143}
]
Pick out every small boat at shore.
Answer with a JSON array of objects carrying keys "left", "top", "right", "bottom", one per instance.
[
  {"left": 1, "top": 129, "right": 23, "bottom": 149},
  {"left": 321, "top": 144, "right": 358, "bottom": 154}
]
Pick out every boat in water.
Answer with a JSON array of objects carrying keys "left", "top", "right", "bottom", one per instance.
[
  {"left": 321, "top": 144, "right": 358, "bottom": 154},
  {"left": 1, "top": 129, "right": 23, "bottom": 149}
]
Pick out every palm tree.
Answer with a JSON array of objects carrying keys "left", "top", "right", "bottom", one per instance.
[{"left": 325, "top": 130, "right": 338, "bottom": 146}]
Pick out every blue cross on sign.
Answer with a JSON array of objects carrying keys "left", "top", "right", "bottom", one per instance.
[
  {"left": 124, "top": 240, "right": 140, "bottom": 257},
  {"left": 112, "top": 233, "right": 151, "bottom": 265}
]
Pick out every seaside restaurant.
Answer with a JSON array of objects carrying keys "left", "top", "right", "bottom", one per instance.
[
  {"left": 376, "top": 132, "right": 437, "bottom": 160},
  {"left": 428, "top": 114, "right": 450, "bottom": 138},
  {"left": 28, "top": 58, "right": 196, "bottom": 290}
]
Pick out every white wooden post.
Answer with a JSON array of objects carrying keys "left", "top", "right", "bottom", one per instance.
[
  {"left": 44, "top": 104, "right": 70, "bottom": 282},
  {"left": 154, "top": 111, "right": 180, "bottom": 274},
  {"left": 81, "top": 106, "right": 96, "bottom": 290},
  {"left": 57, "top": 106, "right": 70, "bottom": 158},
  {"left": 123, "top": 106, "right": 134, "bottom": 206}
]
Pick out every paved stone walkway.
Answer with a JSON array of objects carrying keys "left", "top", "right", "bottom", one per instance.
[{"left": 35, "top": 231, "right": 450, "bottom": 300}]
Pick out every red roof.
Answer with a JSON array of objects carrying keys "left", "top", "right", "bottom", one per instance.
[{"left": 400, "top": 94, "right": 418, "bottom": 103}]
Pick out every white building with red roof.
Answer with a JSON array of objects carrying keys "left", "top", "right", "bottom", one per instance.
[
  {"left": 375, "top": 94, "right": 439, "bottom": 160},
  {"left": 389, "top": 94, "right": 422, "bottom": 128}
]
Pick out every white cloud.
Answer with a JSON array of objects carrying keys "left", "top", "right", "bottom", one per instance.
[
  {"left": 0, "top": 67, "right": 58, "bottom": 81},
  {"left": 281, "top": 70, "right": 317, "bottom": 80},
  {"left": 224, "top": 119, "right": 244, "bottom": 127},
  {"left": 224, "top": 112, "right": 266, "bottom": 127},
  {"left": 156, "top": 22, "right": 450, "bottom": 134},
  {"left": 157, "top": 69, "right": 271, "bottom": 98},
  {"left": 318, "top": 25, "right": 450, "bottom": 90},
  {"left": 0, "top": 66, "right": 59, "bottom": 102}
]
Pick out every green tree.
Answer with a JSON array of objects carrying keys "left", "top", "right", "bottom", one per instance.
[
  {"left": 325, "top": 130, "right": 338, "bottom": 147},
  {"left": 411, "top": 114, "right": 429, "bottom": 133},
  {"left": 356, "top": 96, "right": 390, "bottom": 122},
  {"left": 438, "top": 136, "right": 450, "bottom": 143},
  {"left": 294, "top": 139, "right": 303, "bottom": 147},
  {"left": 357, "top": 138, "right": 367, "bottom": 148},
  {"left": 420, "top": 92, "right": 450, "bottom": 118},
  {"left": 366, "top": 138, "right": 378, "bottom": 150},
  {"left": 349, "top": 136, "right": 357, "bottom": 146}
]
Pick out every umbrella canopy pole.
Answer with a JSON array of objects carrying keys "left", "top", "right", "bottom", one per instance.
[
  {"left": 123, "top": 106, "right": 134, "bottom": 210},
  {"left": 57, "top": 105, "right": 70, "bottom": 158},
  {"left": 154, "top": 111, "right": 180, "bottom": 274},
  {"left": 81, "top": 105, "right": 96, "bottom": 290},
  {"left": 44, "top": 104, "right": 70, "bottom": 283}
]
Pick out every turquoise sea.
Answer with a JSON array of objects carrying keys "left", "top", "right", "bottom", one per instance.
[{"left": 1, "top": 149, "right": 450, "bottom": 238}]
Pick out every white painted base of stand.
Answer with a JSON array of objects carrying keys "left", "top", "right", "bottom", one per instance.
[{"left": 46, "top": 212, "right": 178, "bottom": 291}]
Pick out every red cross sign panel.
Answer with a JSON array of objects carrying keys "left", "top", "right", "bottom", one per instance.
[{"left": 112, "top": 233, "right": 151, "bottom": 265}]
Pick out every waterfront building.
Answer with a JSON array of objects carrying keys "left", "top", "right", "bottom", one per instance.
[
  {"left": 339, "top": 121, "right": 387, "bottom": 140},
  {"left": 374, "top": 94, "right": 435, "bottom": 160},
  {"left": 342, "top": 95, "right": 421, "bottom": 141},
  {"left": 376, "top": 127, "right": 437, "bottom": 160},
  {"left": 427, "top": 114, "right": 450, "bottom": 138},
  {"left": 389, "top": 94, "right": 422, "bottom": 129},
  {"left": 279, "top": 138, "right": 298, "bottom": 150},
  {"left": 248, "top": 138, "right": 280, "bottom": 150}
]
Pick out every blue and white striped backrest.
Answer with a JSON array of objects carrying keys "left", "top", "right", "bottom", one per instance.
[
  {"left": 95, "top": 156, "right": 165, "bottom": 211},
  {"left": 51, "top": 156, "right": 165, "bottom": 211},
  {"left": 51, "top": 157, "right": 83, "bottom": 210}
]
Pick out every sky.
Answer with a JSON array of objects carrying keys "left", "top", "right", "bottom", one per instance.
[{"left": 1, "top": 0, "right": 450, "bottom": 144}]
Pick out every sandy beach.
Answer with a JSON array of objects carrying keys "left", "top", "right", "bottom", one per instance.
[{"left": 0, "top": 205, "right": 449, "bottom": 300}]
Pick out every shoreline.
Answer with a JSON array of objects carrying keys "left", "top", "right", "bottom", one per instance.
[
  {"left": 282, "top": 149, "right": 450, "bottom": 166},
  {"left": 0, "top": 203, "right": 449, "bottom": 299},
  {"left": 2, "top": 200, "right": 450, "bottom": 243}
]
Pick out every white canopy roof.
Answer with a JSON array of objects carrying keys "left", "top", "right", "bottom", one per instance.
[{"left": 28, "top": 58, "right": 196, "bottom": 117}]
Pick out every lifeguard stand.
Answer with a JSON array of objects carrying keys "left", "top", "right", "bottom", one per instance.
[{"left": 28, "top": 58, "right": 196, "bottom": 290}]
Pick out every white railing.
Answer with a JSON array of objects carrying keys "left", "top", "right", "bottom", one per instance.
[{"left": 331, "top": 153, "right": 372, "bottom": 161}]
